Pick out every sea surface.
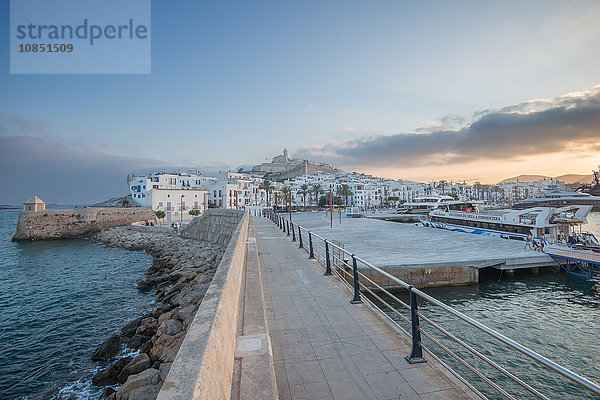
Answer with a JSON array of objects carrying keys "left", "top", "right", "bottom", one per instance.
[
  {"left": 378, "top": 212, "right": 600, "bottom": 399},
  {"left": 0, "top": 209, "right": 154, "bottom": 399}
]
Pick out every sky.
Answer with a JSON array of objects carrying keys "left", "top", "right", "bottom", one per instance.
[{"left": 1, "top": 0, "right": 600, "bottom": 204}]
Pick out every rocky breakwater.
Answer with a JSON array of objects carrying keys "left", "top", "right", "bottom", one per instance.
[{"left": 90, "top": 227, "right": 225, "bottom": 400}]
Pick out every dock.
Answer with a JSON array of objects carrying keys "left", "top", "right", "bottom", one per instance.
[
  {"left": 287, "top": 212, "right": 554, "bottom": 287},
  {"left": 252, "top": 217, "right": 475, "bottom": 399}
]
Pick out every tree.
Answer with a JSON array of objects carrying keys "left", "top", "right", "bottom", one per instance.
[
  {"left": 336, "top": 184, "right": 353, "bottom": 207},
  {"left": 259, "top": 179, "right": 274, "bottom": 207},
  {"left": 281, "top": 186, "right": 291, "bottom": 211},
  {"left": 318, "top": 194, "right": 342, "bottom": 207},
  {"left": 438, "top": 180, "right": 447, "bottom": 194},
  {"left": 155, "top": 210, "right": 166, "bottom": 224},
  {"left": 298, "top": 183, "right": 310, "bottom": 210},
  {"left": 311, "top": 183, "right": 322, "bottom": 207},
  {"left": 189, "top": 209, "right": 200, "bottom": 216}
]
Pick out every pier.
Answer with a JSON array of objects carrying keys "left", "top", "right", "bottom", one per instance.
[
  {"left": 288, "top": 212, "right": 554, "bottom": 287},
  {"left": 251, "top": 217, "right": 472, "bottom": 399}
]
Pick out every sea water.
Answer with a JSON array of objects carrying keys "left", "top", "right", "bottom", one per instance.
[{"left": 0, "top": 209, "right": 154, "bottom": 399}]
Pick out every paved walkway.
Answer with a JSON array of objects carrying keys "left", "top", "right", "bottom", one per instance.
[{"left": 252, "top": 217, "right": 475, "bottom": 400}]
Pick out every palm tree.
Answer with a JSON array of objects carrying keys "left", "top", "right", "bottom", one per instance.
[
  {"left": 299, "top": 183, "right": 310, "bottom": 210},
  {"left": 281, "top": 186, "right": 290, "bottom": 211},
  {"left": 311, "top": 183, "right": 322, "bottom": 207},
  {"left": 259, "top": 179, "right": 273, "bottom": 207},
  {"left": 438, "top": 180, "right": 447, "bottom": 194},
  {"left": 336, "top": 184, "right": 353, "bottom": 207}
]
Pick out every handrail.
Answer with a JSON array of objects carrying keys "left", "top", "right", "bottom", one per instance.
[{"left": 267, "top": 211, "right": 600, "bottom": 398}]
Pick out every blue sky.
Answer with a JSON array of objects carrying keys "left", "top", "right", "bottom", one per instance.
[{"left": 2, "top": 1, "right": 600, "bottom": 204}]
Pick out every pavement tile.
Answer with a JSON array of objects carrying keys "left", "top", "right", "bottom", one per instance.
[
  {"left": 288, "top": 383, "right": 334, "bottom": 400},
  {"left": 342, "top": 335, "right": 379, "bottom": 356},
  {"left": 319, "top": 356, "right": 363, "bottom": 381},
  {"left": 400, "top": 366, "right": 454, "bottom": 395},
  {"left": 281, "top": 342, "right": 317, "bottom": 362},
  {"left": 364, "top": 370, "right": 419, "bottom": 400},
  {"left": 285, "top": 359, "right": 326, "bottom": 385},
  {"left": 278, "top": 327, "right": 309, "bottom": 346},
  {"left": 351, "top": 351, "right": 396, "bottom": 376},
  {"left": 327, "top": 376, "right": 377, "bottom": 400},
  {"left": 313, "top": 341, "right": 349, "bottom": 360}
]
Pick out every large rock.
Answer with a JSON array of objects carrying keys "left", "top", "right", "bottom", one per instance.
[
  {"left": 135, "top": 317, "right": 158, "bottom": 337},
  {"left": 121, "top": 317, "right": 143, "bottom": 337},
  {"left": 128, "top": 334, "right": 151, "bottom": 349},
  {"left": 92, "top": 356, "right": 132, "bottom": 386},
  {"left": 177, "top": 305, "right": 197, "bottom": 321},
  {"left": 157, "top": 319, "right": 183, "bottom": 337},
  {"left": 128, "top": 384, "right": 162, "bottom": 400},
  {"left": 115, "top": 368, "right": 161, "bottom": 400},
  {"left": 92, "top": 335, "right": 122, "bottom": 361},
  {"left": 118, "top": 353, "right": 152, "bottom": 384},
  {"left": 149, "top": 332, "right": 185, "bottom": 363}
]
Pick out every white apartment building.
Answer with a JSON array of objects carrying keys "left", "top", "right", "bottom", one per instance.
[{"left": 129, "top": 172, "right": 209, "bottom": 222}]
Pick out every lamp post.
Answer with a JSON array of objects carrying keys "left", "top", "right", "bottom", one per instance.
[{"left": 180, "top": 194, "right": 185, "bottom": 223}]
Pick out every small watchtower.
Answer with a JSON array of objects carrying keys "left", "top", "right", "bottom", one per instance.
[{"left": 23, "top": 196, "right": 45, "bottom": 212}]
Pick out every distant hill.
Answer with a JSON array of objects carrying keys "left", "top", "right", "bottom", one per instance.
[
  {"left": 555, "top": 174, "right": 594, "bottom": 184},
  {"left": 498, "top": 174, "right": 593, "bottom": 184},
  {"left": 90, "top": 195, "right": 140, "bottom": 208}
]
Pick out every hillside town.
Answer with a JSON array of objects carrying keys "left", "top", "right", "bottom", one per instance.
[{"left": 127, "top": 149, "right": 590, "bottom": 222}]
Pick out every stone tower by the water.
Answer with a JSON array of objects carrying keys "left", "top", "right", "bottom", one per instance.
[{"left": 22, "top": 196, "right": 45, "bottom": 212}]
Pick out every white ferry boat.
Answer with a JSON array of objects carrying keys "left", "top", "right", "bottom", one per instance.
[
  {"left": 513, "top": 190, "right": 600, "bottom": 211},
  {"left": 421, "top": 201, "right": 593, "bottom": 242},
  {"left": 400, "top": 195, "right": 455, "bottom": 214}
]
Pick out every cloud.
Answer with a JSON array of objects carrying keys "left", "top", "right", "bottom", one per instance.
[
  {"left": 0, "top": 117, "right": 231, "bottom": 205},
  {"left": 297, "top": 85, "right": 600, "bottom": 168}
]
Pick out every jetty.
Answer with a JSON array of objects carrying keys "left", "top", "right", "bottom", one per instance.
[
  {"left": 158, "top": 214, "right": 476, "bottom": 399},
  {"left": 288, "top": 212, "right": 554, "bottom": 287}
]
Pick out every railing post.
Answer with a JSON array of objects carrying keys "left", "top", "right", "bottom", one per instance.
[
  {"left": 324, "top": 240, "right": 332, "bottom": 276},
  {"left": 291, "top": 222, "right": 296, "bottom": 241},
  {"left": 298, "top": 227, "right": 303, "bottom": 248},
  {"left": 406, "top": 287, "right": 426, "bottom": 364},
  {"left": 350, "top": 255, "right": 362, "bottom": 304},
  {"left": 308, "top": 231, "right": 315, "bottom": 259}
]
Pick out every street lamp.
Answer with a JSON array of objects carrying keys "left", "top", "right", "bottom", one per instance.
[{"left": 180, "top": 194, "right": 185, "bottom": 223}]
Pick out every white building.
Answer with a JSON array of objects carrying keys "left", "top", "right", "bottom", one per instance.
[{"left": 129, "top": 172, "right": 209, "bottom": 222}]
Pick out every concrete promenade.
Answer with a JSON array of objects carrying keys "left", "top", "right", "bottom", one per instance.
[
  {"left": 289, "top": 212, "right": 553, "bottom": 272},
  {"left": 253, "top": 217, "right": 475, "bottom": 400}
]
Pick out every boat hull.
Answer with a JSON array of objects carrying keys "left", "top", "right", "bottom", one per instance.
[{"left": 421, "top": 219, "right": 528, "bottom": 241}]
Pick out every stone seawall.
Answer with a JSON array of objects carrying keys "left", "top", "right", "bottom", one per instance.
[
  {"left": 158, "top": 212, "right": 249, "bottom": 400},
  {"left": 180, "top": 209, "right": 246, "bottom": 246},
  {"left": 12, "top": 208, "right": 156, "bottom": 241}
]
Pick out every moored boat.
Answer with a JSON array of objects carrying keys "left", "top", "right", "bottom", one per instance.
[
  {"left": 399, "top": 195, "right": 455, "bottom": 214},
  {"left": 421, "top": 201, "right": 594, "bottom": 243}
]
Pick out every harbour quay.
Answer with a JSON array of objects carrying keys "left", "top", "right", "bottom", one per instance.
[{"left": 288, "top": 211, "right": 555, "bottom": 288}]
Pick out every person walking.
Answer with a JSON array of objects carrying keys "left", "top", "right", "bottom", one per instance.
[{"left": 524, "top": 233, "right": 532, "bottom": 250}]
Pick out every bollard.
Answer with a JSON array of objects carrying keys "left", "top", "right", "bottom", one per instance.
[
  {"left": 308, "top": 232, "right": 315, "bottom": 259},
  {"left": 291, "top": 222, "right": 296, "bottom": 241},
  {"left": 287, "top": 220, "right": 290, "bottom": 236},
  {"left": 324, "top": 240, "right": 332, "bottom": 276},
  {"left": 350, "top": 255, "right": 362, "bottom": 304},
  {"left": 405, "top": 287, "right": 427, "bottom": 364},
  {"left": 298, "top": 226, "right": 303, "bottom": 248}
]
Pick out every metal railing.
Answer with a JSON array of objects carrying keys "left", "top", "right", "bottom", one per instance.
[{"left": 265, "top": 210, "right": 600, "bottom": 399}]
